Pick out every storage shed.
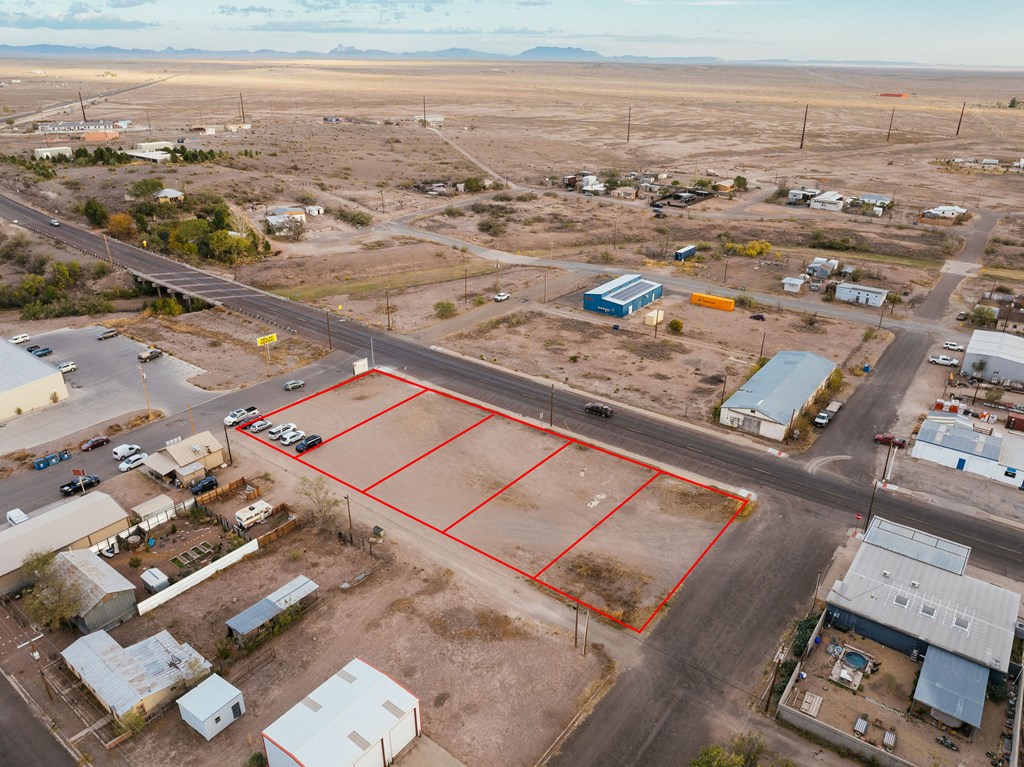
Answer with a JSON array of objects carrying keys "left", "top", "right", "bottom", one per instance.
[
  {"left": 674, "top": 245, "right": 697, "bottom": 261},
  {"left": 262, "top": 658, "right": 420, "bottom": 767},
  {"left": 141, "top": 567, "right": 170, "bottom": 594},
  {"left": 226, "top": 575, "right": 319, "bottom": 647},
  {"left": 835, "top": 282, "right": 888, "bottom": 307},
  {"left": 962, "top": 330, "right": 1024, "bottom": 385},
  {"left": 782, "top": 277, "right": 805, "bottom": 293},
  {"left": 809, "top": 191, "right": 845, "bottom": 211},
  {"left": 0, "top": 337, "right": 70, "bottom": 419},
  {"left": 177, "top": 673, "right": 244, "bottom": 740},
  {"left": 719, "top": 350, "right": 836, "bottom": 441},
  {"left": 583, "top": 274, "right": 663, "bottom": 318},
  {"left": 33, "top": 146, "right": 73, "bottom": 160},
  {"left": 52, "top": 550, "right": 137, "bottom": 634}
]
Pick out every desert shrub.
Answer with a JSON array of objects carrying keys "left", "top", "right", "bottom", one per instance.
[
  {"left": 434, "top": 300, "right": 457, "bottom": 319},
  {"left": 443, "top": 206, "right": 464, "bottom": 217},
  {"left": 478, "top": 217, "right": 506, "bottom": 236},
  {"left": 734, "top": 293, "right": 757, "bottom": 310},
  {"left": 668, "top": 319, "right": 684, "bottom": 334}
]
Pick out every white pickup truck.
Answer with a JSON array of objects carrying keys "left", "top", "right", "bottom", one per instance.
[
  {"left": 224, "top": 406, "right": 260, "bottom": 426},
  {"left": 813, "top": 400, "right": 843, "bottom": 428}
]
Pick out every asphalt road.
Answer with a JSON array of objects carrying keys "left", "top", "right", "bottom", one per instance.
[{"left": 0, "top": 673, "right": 74, "bottom": 767}]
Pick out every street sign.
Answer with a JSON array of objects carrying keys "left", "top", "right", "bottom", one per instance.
[
  {"left": 72, "top": 468, "right": 86, "bottom": 477},
  {"left": 256, "top": 333, "right": 278, "bottom": 347}
]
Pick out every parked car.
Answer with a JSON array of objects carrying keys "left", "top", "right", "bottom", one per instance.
[
  {"left": 224, "top": 406, "right": 260, "bottom": 426},
  {"left": 494, "top": 292, "right": 511, "bottom": 302},
  {"left": 48, "top": 219, "right": 60, "bottom": 227},
  {"left": 267, "top": 422, "right": 297, "bottom": 440},
  {"left": 112, "top": 444, "right": 140, "bottom": 461},
  {"left": 653, "top": 211, "right": 667, "bottom": 219},
  {"left": 928, "top": 355, "right": 959, "bottom": 367},
  {"left": 56, "top": 361, "right": 77, "bottom": 374},
  {"left": 248, "top": 419, "right": 272, "bottom": 433},
  {"left": 118, "top": 453, "right": 149, "bottom": 472},
  {"left": 60, "top": 474, "right": 100, "bottom": 496},
  {"left": 190, "top": 476, "right": 218, "bottom": 495},
  {"left": 280, "top": 430, "right": 306, "bottom": 446},
  {"left": 96, "top": 328, "right": 118, "bottom": 340},
  {"left": 32, "top": 347, "right": 53, "bottom": 357},
  {"left": 283, "top": 379, "right": 305, "bottom": 391},
  {"left": 25, "top": 345, "right": 39, "bottom": 353},
  {"left": 749, "top": 313, "right": 766, "bottom": 321},
  {"left": 956, "top": 312, "right": 969, "bottom": 321},
  {"left": 137, "top": 347, "right": 163, "bottom": 362},
  {"left": 943, "top": 341, "right": 965, "bottom": 352},
  {"left": 584, "top": 402, "right": 614, "bottom": 418},
  {"left": 8, "top": 333, "right": 29, "bottom": 344},
  {"left": 80, "top": 436, "right": 110, "bottom": 451},
  {"left": 651, "top": 202, "right": 664, "bottom": 210},
  {"left": 874, "top": 433, "right": 908, "bottom": 448},
  {"left": 296, "top": 434, "right": 323, "bottom": 453}
]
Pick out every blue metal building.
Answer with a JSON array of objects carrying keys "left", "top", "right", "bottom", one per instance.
[{"left": 583, "top": 274, "right": 663, "bottom": 318}]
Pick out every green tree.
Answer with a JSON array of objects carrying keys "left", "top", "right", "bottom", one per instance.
[
  {"left": 463, "top": 177, "right": 484, "bottom": 193},
  {"left": 168, "top": 219, "right": 211, "bottom": 256},
  {"left": 733, "top": 175, "right": 748, "bottom": 190},
  {"left": 727, "top": 733, "right": 765, "bottom": 767},
  {"left": 985, "top": 385, "right": 1005, "bottom": 405},
  {"left": 668, "top": 319, "right": 684, "bottom": 334},
  {"left": 106, "top": 211, "right": 138, "bottom": 241},
  {"left": 83, "top": 198, "right": 108, "bottom": 227},
  {"left": 129, "top": 178, "right": 164, "bottom": 198},
  {"left": 434, "top": 300, "right": 457, "bottom": 319},
  {"left": 1010, "top": 97, "right": 1019, "bottom": 109},
  {"left": 690, "top": 744, "right": 743, "bottom": 767},
  {"left": 204, "top": 230, "right": 249, "bottom": 263},
  {"left": 21, "top": 550, "right": 84, "bottom": 629},
  {"left": 296, "top": 475, "right": 342, "bottom": 532},
  {"left": 971, "top": 305, "right": 997, "bottom": 326},
  {"left": 972, "top": 358, "right": 988, "bottom": 376}
]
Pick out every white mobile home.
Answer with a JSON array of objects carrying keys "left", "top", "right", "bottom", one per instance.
[{"left": 834, "top": 282, "right": 888, "bottom": 307}]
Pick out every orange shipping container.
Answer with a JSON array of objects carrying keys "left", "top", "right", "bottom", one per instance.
[{"left": 690, "top": 292, "right": 735, "bottom": 312}]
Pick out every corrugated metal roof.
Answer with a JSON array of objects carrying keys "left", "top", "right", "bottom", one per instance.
[
  {"left": 914, "top": 646, "right": 987, "bottom": 727},
  {"left": 584, "top": 274, "right": 641, "bottom": 299},
  {"left": 827, "top": 530, "right": 1019, "bottom": 671},
  {"left": 0, "top": 339, "right": 67, "bottom": 395},
  {"left": 262, "top": 658, "right": 418, "bottom": 767},
  {"left": 227, "top": 576, "right": 319, "bottom": 636},
  {"left": 917, "top": 416, "right": 1002, "bottom": 461},
  {"left": 177, "top": 674, "right": 241, "bottom": 721},
  {"left": 142, "top": 451, "right": 179, "bottom": 476},
  {"left": 53, "top": 550, "right": 134, "bottom": 614},
  {"left": 131, "top": 494, "right": 174, "bottom": 520},
  {"left": 836, "top": 282, "right": 888, "bottom": 297},
  {"left": 608, "top": 279, "right": 660, "bottom": 304},
  {"left": 0, "top": 492, "right": 129, "bottom": 579},
  {"left": 966, "top": 329, "right": 1024, "bottom": 368},
  {"left": 62, "top": 630, "right": 210, "bottom": 716},
  {"left": 863, "top": 518, "right": 970, "bottom": 575},
  {"left": 722, "top": 350, "right": 836, "bottom": 425}
]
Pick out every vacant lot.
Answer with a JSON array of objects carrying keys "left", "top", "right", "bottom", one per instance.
[{"left": 247, "top": 371, "right": 746, "bottom": 630}]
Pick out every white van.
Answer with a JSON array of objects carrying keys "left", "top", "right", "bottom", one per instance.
[
  {"left": 235, "top": 500, "right": 274, "bottom": 530},
  {"left": 6, "top": 508, "right": 28, "bottom": 525},
  {"left": 112, "top": 444, "right": 140, "bottom": 461}
]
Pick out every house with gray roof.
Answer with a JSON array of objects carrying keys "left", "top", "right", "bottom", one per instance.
[
  {"left": 52, "top": 550, "right": 137, "bottom": 634},
  {"left": 719, "top": 350, "right": 836, "bottom": 441},
  {"left": 226, "top": 575, "right": 319, "bottom": 647},
  {"left": 826, "top": 517, "right": 1020, "bottom": 728},
  {"left": 62, "top": 629, "right": 210, "bottom": 717}
]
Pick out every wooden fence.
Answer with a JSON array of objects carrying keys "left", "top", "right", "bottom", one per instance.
[{"left": 195, "top": 476, "right": 261, "bottom": 506}]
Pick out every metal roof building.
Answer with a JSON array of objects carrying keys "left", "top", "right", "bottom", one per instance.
[
  {"left": 834, "top": 282, "right": 888, "bottom": 308},
  {"left": 226, "top": 575, "right": 319, "bottom": 647},
  {"left": 583, "top": 274, "right": 663, "bottom": 318},
  {"left": 177, "top": 673, "right": 245, "bottom": 740},
  {"left": 911, "top": 413, "right": 1024, "bottom": 489},
  {"left": 0, "top": 339, "right": 69, "bottom": 419},
  {"left": 0, "top": 492, "right": 131, "bottom": 594},
  {"left": 62, "top": 630, "right": 211, "bottom": 717},
  {"left": 262, "top": 658, "right": 420, "bottom": 767},
  {"left": 719, "top": 350, "right": 836, "bottom": 441},
  {"left": 827, "top": 517, "right": 1020, "bottom": 728},
  {"left": 963, "top": 329, "right": 1024, "bottom": 385},
  {"left": 52, "top": 550, "right": 137, "bottom": 634}
]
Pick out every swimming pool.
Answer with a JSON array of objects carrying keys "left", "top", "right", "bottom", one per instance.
[{"left": 844, "top": 650, "right": 869, "bottom": 670}]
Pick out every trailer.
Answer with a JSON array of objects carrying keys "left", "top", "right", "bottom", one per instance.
[
  {"left": 236, "top": 500, "right": 274, "bottom": 530},
  {"left": 690, "top": 292, "right": 735, "bottom": 312},
  {"left": 813, "top": 400, "right": 843, "bottom": 428}
]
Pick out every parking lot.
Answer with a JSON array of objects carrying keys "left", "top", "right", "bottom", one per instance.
[
  {"left": 242, "top": 370, "right": 748, "bottom": 631},
  {"left": 0, "top": 325, "right": 207, "bottom": 451}
]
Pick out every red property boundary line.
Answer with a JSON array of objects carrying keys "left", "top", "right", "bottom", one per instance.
[{"left": 239, "top": 370, "right": 749, "bottom": 633}]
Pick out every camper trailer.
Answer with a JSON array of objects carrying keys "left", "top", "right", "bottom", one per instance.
[{"left": 235, "top": 501, "right": 274, "bottom": 530}]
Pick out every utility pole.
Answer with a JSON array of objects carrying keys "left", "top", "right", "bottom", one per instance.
[
  {"left": 423, "top": 96, "right": 427, "bottom": 124},
  {"left": 385, "top": 288, "right": 392, "bottom": 331},
  {"left": 877, "top": 300, "right": 885, "bottom": 328},
  {"left": 720, "top": 374, "right": 728, "bottom": 405},
  {"left": 239, "top": 92, "right": 246, "bottom": 123},
  {"left": 543, "top": 271, "right": 548, "bottom": 303},
  {"left": 582, "top": 609, "right": 590, "bottom": 656},
  {"left": 799, "top": 104, "right": 809, "bottom": 149},
  {"left": 494, "top": 260, "right": 500, "bottom": 292},
  {"left": 464, "top": 269, "right": 468, "bottom": 303},
  {"left": 138, "top": 365, "right": 151, "bottom": 420},
  {"left": 222, "top": 424, "right": 233, "bottom": 465},
  {"left": 548, "top": 384, "right": 555, "bottom": 428},
  {"left": 187, "top": 403, "right": 196, "bottom": 435},
  {"left": 865, "top": 480, "right": 879, "bottom": 532},
  {"left": 346, "top": 495, "right": 352, "bottom": 530},
  {"left": 955, "top": 101, "right": 966, "bottom": 136},
  {"left": 574, "top": 605, "right": 579, "bottom": 647},
  {"left": 380, "top": 189, "right": 386, "bottom": 213},
  {"left": 326, "top": 308, "right": 332, "bottom": 350},
  {"left": 146, "top": 110, "right": 152, "bottom": 136},
  {"left": 626, "top": 106, "right": 631, "bottom": 143},
  {"left": 759, "top": 331, "right": 766, "bottom": 360},
  {"left": 723, "top": 259, "right": 729, "bottom": 283},
  {"left": 78, "top": 91, "right": 87, "bottom": 122},
  {"left": 886, "top": 106, "right": 895, "bottom": 143}
]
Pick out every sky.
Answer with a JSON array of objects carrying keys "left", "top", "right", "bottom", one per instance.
[{"left": 0, "top": 0, "right": 1019, "bottom": 67}]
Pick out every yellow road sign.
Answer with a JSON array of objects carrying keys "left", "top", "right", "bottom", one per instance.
[{"left": 256, "top": 333, "right": 278, "bottom": 347}]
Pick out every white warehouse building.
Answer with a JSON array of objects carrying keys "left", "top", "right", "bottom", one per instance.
[
  {"left": 262, "top": 658, "right": 420, "bottom": 767},
  {"left": 962, "top": 330, "right": 1024, "bottom": 385},
  {"left": 835, "top": 282, "right": 888, "bottom": 308}
]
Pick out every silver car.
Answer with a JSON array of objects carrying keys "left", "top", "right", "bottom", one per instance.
[
  {"left": 279, "top": 430, "right": 305, "bottom": 446},
  {"left": 267, "top": 422, "right": 296, "bottom": 440},
  {"left": 248, "top": 420, "right": 272, "bottom": 433},
  {"left": 118, "top": 453, "right": 149, "bottom": 472}
]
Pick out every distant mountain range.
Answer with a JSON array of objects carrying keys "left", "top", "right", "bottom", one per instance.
[{"left": 0, "top": 43, "right": 943, "bottom": 67}]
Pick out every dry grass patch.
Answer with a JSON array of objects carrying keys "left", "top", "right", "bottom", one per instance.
[
  {"left": 564, "top": 553, "right": 652, "bottom": 626},
  {"left": 659, "top": 481, "right": 744, "bottom": 522}
]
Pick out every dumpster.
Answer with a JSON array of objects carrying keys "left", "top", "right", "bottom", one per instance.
[
  {"left": 33, "top": 457, "right": 50, "bottom": 470},
  {"left": 59, "top": 450, "right": 71, "bottom": 462},
  {"left": 372, "top": 526, "right": 385, "bottom": 538},
  {"left": 45, "top": 453, "right": 61, "bottom": 466}
]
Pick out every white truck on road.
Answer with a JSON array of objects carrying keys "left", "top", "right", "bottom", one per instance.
[{"left": 813, "top": 400, "right": 843, "bottom": 428}]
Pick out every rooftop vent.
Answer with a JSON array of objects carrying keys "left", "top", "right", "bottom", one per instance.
[{"left": 882, "top": 570, "right": 891, "bottom": 578}]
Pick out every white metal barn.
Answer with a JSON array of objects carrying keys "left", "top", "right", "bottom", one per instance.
[
  {"left": 262, "top": 658, "right": 420, "bottom": 767},
  {"left": 835, "top": 282, "right": 888, "bottom": 308},
  {"left": 177, "top": 674, "right": 245, "bottom": 741}
]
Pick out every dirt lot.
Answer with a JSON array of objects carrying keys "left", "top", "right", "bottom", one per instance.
[
  {"left": 107, "top": 523, "right": 608, "bottom": 767},
  {"left": 792, "top": 631, "right": 1012, "bottom": 766},
  {"left": 255, "top": 371, "right": 746, "bottom": 630}
]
